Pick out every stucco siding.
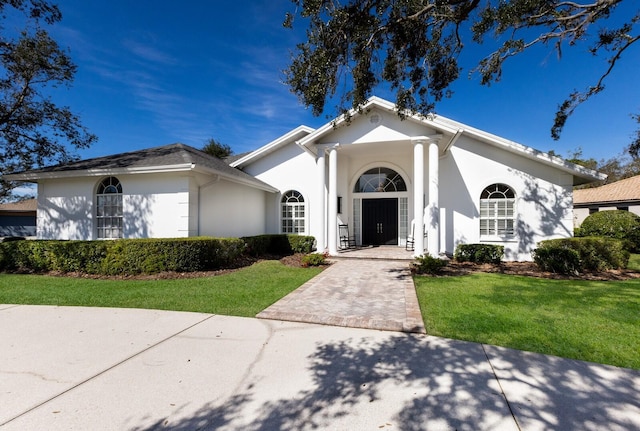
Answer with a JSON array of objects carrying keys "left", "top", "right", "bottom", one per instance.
[
  {"left": 243, "top": 142, "right": 319, "bottom": 238},
  {"left": 445, "top": 137, "right": 573, "bottom": 260},
  {"left": 37, "top": 178, "right": 94, "bottom": 240},
  {"left": 122, "top": 173, "right": 191, "bottom": 238},
  {"left": 37, "top": 174, "right": 193, "bottom": 240},
  {"left": 199, "top": 179, "right": 267, "bottom": 237}
]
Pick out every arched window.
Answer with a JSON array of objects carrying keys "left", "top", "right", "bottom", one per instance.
[
  {"left": 354, "top": 167, "right": 407, "bottom": 193},
  {"left": 281, "top": 190, "right": 305, "bottom": 234},
  {"left": 480, "top": 183, "right": 516, "bottom": 237},
  {"left": 96, "top": 177, "right": 123, "bottom": 239}
]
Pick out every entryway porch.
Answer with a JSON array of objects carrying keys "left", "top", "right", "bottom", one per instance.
[{"left": 334, "top": 245, "right": 416, "bottom": 260}]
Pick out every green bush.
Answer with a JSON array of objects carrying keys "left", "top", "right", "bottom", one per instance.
[
  {"left": 577, "top": 210, "right": 640, "bottom": 252},
  {"left": 412, "top": 254, "right": 448, "bottom": 275},
  {"left": 0, "top": 235, "right": 316, "bottom": 275},
  {"left": 99, "top": 238, "right": 246, "bottom": 275},
  {"left": 241, "top": 234, "right": 316, "bottom": 256},
  {"left": 301, "top": 252, "right": 328, "bottom": 267},
  {"left": 454, "top": 244, "right": 504, "bottom": 264},
  {"left": 533, "top": 237, "right": 629, "bottom": 274},
  {"left": 532, "top": 246, "right": 581, "bottom": 275},
  {"left": 0, "top": 237, "right": 246, "bottom": 275},
  {"left": 287, "top": 235, "right": 316, "bottom": 253}
]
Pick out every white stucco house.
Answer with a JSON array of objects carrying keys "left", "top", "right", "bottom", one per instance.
[{"left": 5, "top": 97, "right": 604, "bottom": 260}]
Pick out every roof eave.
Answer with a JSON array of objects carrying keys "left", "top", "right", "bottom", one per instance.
[
  {"left": 439, "top": 121, "right": 606, "bottom": 184},
  {"left": 3, "top": 163, "right": 196, "bottom": 182},
  {"left": 230, "top": 125, "right": 315, "bottom": 168},
  {"left": 192, "top": 165, "right": 278, "bottom": 193}
]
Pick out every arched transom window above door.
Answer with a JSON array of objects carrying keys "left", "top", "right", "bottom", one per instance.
[{"left": 354, "top": 167, "right": 407, "bottom": 193}]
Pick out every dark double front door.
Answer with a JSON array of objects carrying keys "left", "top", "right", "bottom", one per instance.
[{"left": 362, "top": 198, "right": 398, "bottom": 245}]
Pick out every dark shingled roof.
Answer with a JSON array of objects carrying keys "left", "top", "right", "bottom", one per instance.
[
  {"left": 224, "top": 151, "right": 252, "bottom": 165},
  {"left": 8, "top": 143, "right": 275, "bottom": 191}
]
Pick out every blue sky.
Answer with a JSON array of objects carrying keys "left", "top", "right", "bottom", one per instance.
[{"left": 37, "top": 1, "right": 640, "bottom": 163}]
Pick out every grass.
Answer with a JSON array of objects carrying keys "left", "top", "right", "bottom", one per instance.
[
  {"left": 414, "top": 272, "right": 640, "bottom": 369},
  {"left": 0, "top": 260, "right": 322, "bottom": 317},
  {"left": 3, "top": 255, "right": 639, "bottom": 370},
  {"left": 627, "top": 253, "right": 640, "bottom": 271}
]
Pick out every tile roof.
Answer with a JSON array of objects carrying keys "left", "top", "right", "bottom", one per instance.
[
  {"left": 0, "top": 198, "right": 36, "bottom": 212},
  {"left": 574, "top": 175, "right": 640, "bottom": 205}
]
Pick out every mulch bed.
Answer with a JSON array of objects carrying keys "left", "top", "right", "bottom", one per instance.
[
  {"left": 42, "top": 254, "right": 308, "bottom": 280},
  {"left": 33, "top": 253, "right": 640, "bottom": 281},
  {"left": 438, "top": 260, "right": 640, "bottom": 281}
]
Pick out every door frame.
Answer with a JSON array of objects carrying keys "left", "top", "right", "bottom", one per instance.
[
  {"left": 349, "top": 163, "right": 412, "bottom": 247},
  {"left": 362, "top": 198, "right": 399, "bottom": 245},
  {"left": 352, "top": 192, "right": 409, "bottom": 247}
]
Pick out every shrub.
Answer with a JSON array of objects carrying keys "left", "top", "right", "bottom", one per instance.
[
  {"left": 532, "top": 246, "right": 581, "bottom": 275},
  {"left": 287, "top": 235, "right": 316, "bottom": 254},
  {"left": 533, "top": 237, "right": 629, "bottom": 274},
  {"left": 412, "top": 254, "right": 448, "bottom": 275},
  {"left": 0, "top": 237, "right": 246, "bottom": 275},
  {"left": 454, "top": 244, "right": 504, "bottom": 264},
  {"left": 242, "top": 234, "right": 316, "bottom": 256},
  {"left": 99, "top": 237, "right": 246, "bottom": 275},
  {"left": 578, "top": 210, "right": 640, "bottom": 252},
  {"left": 301, "top": 252, "right": 328, "bottom": 267}
]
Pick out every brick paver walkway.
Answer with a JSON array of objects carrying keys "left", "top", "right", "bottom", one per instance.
[{"left": 257, "top": 259, "right": 426, "bottom": 333}]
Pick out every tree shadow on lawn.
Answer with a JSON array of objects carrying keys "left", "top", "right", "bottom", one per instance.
[{"left": 134, "top": 333, "right": 639, "bottom": 431}]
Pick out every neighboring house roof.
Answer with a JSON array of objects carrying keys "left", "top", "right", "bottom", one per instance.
[
  {"left": 5, "top": 143, "right": 278, "bottom": 193},
  {"left": 574, "top": 175, "right": 640, "bottom": 206},
  {"left": 234, "top": 96, "right": 604, "bottom": 185},
  {"left": 0, "top": 198, "right": 36, "bottom": 213}
]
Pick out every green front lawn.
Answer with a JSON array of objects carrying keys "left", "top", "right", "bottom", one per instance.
[
  {"left": 2, "top": 257, "right": 639, "bottom": 370},
  {"left": 0, "top": 260, "right": 322, "bottom": 317},
  {"left": 414, "top": 273, "right": 640, "bottom": 369}
]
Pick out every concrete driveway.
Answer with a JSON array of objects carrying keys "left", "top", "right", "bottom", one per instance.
[{"left": 1, "top": 304, "right": 639, "bottom": 430}]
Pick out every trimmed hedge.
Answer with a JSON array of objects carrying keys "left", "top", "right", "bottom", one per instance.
[
  {"left": 0, "top": 240, "right": 109, "bottom": 273},
  {"left": 98, "top": 238, "right": 246, "bottom": 275},
  {"left": 533, "top": 237, "right": 629, "bottom": 274},
  {"left": 241, "top": 234, "right": 315, "bottom": 256},
  {"left": 0, "top": 234, "right": 316, "bottom": 275},
  {"left": 577, "top": 210, "right": 640, "bottom": 252},
  {"left": 0, "top": 237, "right": 245, "bottom": 275},
  {"left": 454, "top": 244, "right": 504, "bottom": 264}
]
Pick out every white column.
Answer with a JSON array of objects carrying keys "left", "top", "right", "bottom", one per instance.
[
  {"left": 317, "top": 148, "right": 326, "bottom": 251},
  {"left": 413, "top": 139, "right": 425, "bottom": 257},
  {"left": 328, "top": 145, "right": 339, "bottom": 255},
  {"left": 428, "top": 139, "right": 440, "bottom": 257}
]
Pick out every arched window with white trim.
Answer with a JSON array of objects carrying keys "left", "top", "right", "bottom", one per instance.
[
  {"left": 353, "top": 167, "right": 407, "bottom": 193},
  {"left": 281, "top": 190, "right": 306, "bottom": 234},
  {"left": 96, "top": 176, "right": 123, "bottom": 239},
  {"left": 479, "top": 183, "right": 516, "bottom": 237}
]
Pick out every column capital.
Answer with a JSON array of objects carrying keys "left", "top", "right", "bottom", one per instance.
[
  {"left": 411, "top": 135, "right": 443, "bottom": 146},
  {"left": 316, "top": 143, "right": 340, "bottom": 153}
]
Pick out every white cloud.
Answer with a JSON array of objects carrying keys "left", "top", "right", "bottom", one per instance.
[{"left": 122, "top": 39, "right": 178, "bottom": 66}]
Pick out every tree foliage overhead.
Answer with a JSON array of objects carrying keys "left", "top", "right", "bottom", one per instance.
[
  {"left": 0, "top": 0, "right": 96, "bottom": 201},
  {"left": 284, "top": 0, "right": 639, "bottom": 152},
  {"left": 552, "top": 146, "right": 640, "bottom": 188},
  {"left": 202, "top": 138, "right": 233, "bottom": 159}
]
